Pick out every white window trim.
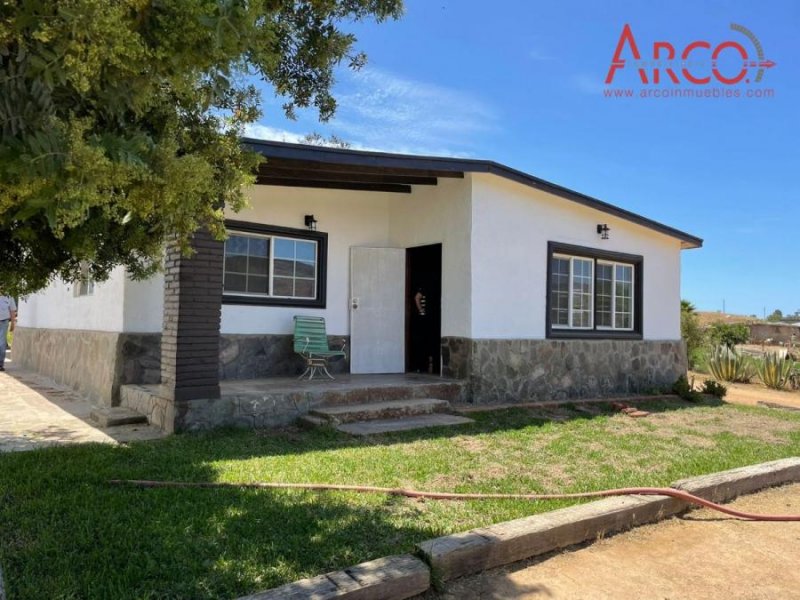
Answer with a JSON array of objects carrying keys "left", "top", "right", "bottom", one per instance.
[
  {"left": 223, "top": 231, "right": 318, "bottom": 300},
  {"left": 73, "top": 263, "right": 95, "bottom": 298},
  {"left": 552, "top": 254, "right": 594, "bottom": 330},
  {"left": 596, "top": 260, "right": 635, "bottom": 332}
]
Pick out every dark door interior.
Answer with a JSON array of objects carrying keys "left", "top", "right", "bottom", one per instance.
[{"left": 406, "top": 244, "right": 442, "bottom": 374}]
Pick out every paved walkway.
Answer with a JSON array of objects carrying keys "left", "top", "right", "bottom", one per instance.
[
  {"left": 0, "top": 363, "right": 165, "bottom": 453},
  {"left": 433, "top": 484, "right": 800, "bottom": 599}
]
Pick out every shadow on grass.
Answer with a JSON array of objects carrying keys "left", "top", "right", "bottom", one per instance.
[
  {"left": 0, "top": 441, "right": 445, "bottom": 599},
  {"left": 0, "top": 394, "right": 727, "bottom": 599}
]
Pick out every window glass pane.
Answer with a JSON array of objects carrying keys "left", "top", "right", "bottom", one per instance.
[
  {"left": 248, "top": 256, "right": 269, "bottom": 276},
  {"left": 613, "top": 264, "right": 633, "bottom": 329},
  {"left": 223, "top": 233, "right": 271, "bottom": 295},
  {"left": 550, "top": 257, "right": 570, "bottom": 326},
  {"left": 294, "top": 279, "right": 315, "bottom": 298},
  {"left": 296, "top": 241, "right": 316, "bottom": 262},
  {"left": 571, "top": 258, "right": 593, "bottom": 328},
  {"left": 224, "top": 273, "right": 246, "bottom": 292},
  {"left": 249, "top": 237, "right": 268, "bottom": 257},
  {"left": 596, "top": 263, "right": 613, "bottom": 327},
  {"left": 295, "top": 261, "right": 315, "bottom": 278},
  {"left": 274, "top": 238, "right": 295, "bottom": 259},
  {"left": 247, "top": 276, "right": 268, "bottom": 294},
  {"left": 225, "top": 255, "right": 247, "bottom": 274},
  {"left": 225, "top": 235, "right": 248, "bottom": 255},
  {"left": 273, "top": 277, "right": 293, "bottom": 297},
  {"left": 274, "top": 258, "right": 294, "bottom": 277}
]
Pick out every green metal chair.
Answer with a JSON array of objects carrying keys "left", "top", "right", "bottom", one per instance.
[{"left": 293, "top": 315, "right": 347, "bottom": 380}]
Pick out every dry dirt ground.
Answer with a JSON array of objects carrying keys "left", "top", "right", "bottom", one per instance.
[
  {"left": 695, "top": 311, "right": 757, "bottom": 327},
  {"left": 689, "top": 370, "right": 800, "bottom": 411},
  {"left": 430, "top": 483, "right": 800, "bottom": 600}
]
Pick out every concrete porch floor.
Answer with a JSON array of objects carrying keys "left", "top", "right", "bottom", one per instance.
[
  {"left": 121, "top": 372, "right": 468, "bottom": 431},
  {"left": 222, "top": 372, "right": 459, "bottom": 394}
]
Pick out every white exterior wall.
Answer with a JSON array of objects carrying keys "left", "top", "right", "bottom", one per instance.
[
  {"left": 123, "top": 274, "right": 164, "bottom": 332},
  {"left": 18, "top": 267, "right": 127, "bottom": 332},
  {"left": 220, "top": 185, "right": 393, "bottom": 335},
  {"left": 469, "top": 173, "right": 682, "bottom": 340},
  {"left": 18, "top": 173, "right": 684, "bottom": 342},
  {"left": 388, "top": 176, "right": 472, "bottom": 338}
]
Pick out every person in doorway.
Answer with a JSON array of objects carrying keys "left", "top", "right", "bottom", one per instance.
[
  {"left": 0, "top": 290, "right": 17, "bottom": 371},
  {"left": 410, "top": 286, "right": 431, "bottom": 373}
]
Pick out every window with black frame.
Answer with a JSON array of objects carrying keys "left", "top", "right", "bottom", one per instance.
[
  {"left": 547, "top": 242, "right": 642, "bottom": 338},
  {"left": 222, "top": 222, "right": 327, "bottom": 307}
]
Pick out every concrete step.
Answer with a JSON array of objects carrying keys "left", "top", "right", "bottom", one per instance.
[
  {"left": 90, "top": 406, "right": 148, "bottom": 427},
  {"left": 336, "top": 414, "right": 474, "bottom": 436},
  {"left": 297, "top": 414, "right": 329, "bottom": 429},
  {"left": 310, "top": 398, "right": 451, "bottom": 424}
]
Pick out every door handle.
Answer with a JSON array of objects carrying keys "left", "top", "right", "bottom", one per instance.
[{"left": 351, "top": 297, "right": 359, "bottom": 310}]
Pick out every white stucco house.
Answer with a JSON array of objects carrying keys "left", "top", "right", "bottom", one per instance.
[{"left": 15, "top": 139, "right": 701, "bottom": 430}]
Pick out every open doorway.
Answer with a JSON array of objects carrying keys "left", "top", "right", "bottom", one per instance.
[{"left": 406, "top": 244, "right": 442, "bottom": 374}]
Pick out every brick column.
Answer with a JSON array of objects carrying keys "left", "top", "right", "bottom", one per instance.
[{"left": 161, "top": 230, "right": 223, "bottom": 409}]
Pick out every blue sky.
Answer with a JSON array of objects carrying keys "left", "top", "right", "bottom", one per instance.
[{"left": 247, "top": 0, "right": 799, "bottom": 318}]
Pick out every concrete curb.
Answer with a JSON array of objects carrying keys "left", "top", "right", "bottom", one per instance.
[
  {"left": 417, "top": 494, "right": 685, "bottom": 582},
  {"left": 234, "top": 458, "right": 800, "bottom": 599},
  {"left": 672, "top": 457, "right": 800, "bottom": 505},
  {"left": 417, "top": 457, "right": 800, "bottom": 583},
  {"left": 235, "top": 554, "right": 429, "bottom": 600}
]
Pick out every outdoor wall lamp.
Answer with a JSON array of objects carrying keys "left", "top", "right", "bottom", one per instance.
[
  {"left": 304, "top": 214, "right": 318, "bottom": 231},
  {"left": 597, "top": 223, "right": 610, "bottom": 240}
]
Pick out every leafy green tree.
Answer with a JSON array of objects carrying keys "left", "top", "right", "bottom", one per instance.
[
  {"left": 767, "top": 309, "right": 784, "bottom": 322},
  {"left": 708, "top": 322, "right": 750, "bottom": 349},
  {"left": 0, "top": 0, "right": 402, "bottom": 296},
  {"left": 301, "top": 132, "right": 352, "bottom": 148}
]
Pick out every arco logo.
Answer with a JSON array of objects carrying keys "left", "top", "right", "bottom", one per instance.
[{"left": 605, "top": 23, "right": 776, "bottom": 86}]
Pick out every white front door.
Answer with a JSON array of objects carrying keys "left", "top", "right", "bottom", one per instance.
[{"left": 350, "top": 247, "right": 406, "bottom": 373}]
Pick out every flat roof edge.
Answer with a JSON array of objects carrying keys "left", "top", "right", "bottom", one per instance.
[{"left": 242, "top": 138, "right": 703, "bottom": 248}]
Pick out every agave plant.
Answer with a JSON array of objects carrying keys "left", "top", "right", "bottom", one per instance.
[
  {"left": 707, "top": 345, "right": 755, "bottom": 383},
  {"left": 756, "top": 352, "right": 795, "bottom": 390}
]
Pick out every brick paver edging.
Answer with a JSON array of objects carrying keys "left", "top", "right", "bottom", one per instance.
[{"left": 230, "top": 457, "right": 800, "bottom": 599}]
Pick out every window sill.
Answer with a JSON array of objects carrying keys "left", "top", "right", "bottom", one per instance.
[
  {"left": 547, "top": 329, "right": 643, "bottom": 340},
  {"left": 222, "top": 294, "right": 326, "bottom": 308}
]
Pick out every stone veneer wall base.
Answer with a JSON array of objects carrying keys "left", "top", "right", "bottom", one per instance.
[
  {"left": 13, "top": 328, "right": 161, "bottom": 407},
  {"left": 442, "top": 337, "right": 687, "bottom": 404},
  {"left": 14, "top": 329, "right": 348, "bottom": 408}
]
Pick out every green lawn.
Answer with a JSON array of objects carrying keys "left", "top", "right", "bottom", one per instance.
[{"left": 2, "top": 397, "right": 800, "bottom": 599}]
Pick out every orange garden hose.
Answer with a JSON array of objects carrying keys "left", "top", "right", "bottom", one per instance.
[{"left": 108, "top": 479, "right": 800, "bottom": 521}]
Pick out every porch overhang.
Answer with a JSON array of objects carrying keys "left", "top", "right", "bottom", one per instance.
[
  {"left": 244, "top": 138, "right": 465, "bottom": 194},
  {"left": 242, "top": 138, "right": 703, "bottom": 249}
]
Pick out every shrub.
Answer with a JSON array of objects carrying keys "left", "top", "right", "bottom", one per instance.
[
  {"left": 707, "top": 322, "right": 749, "bottom": 349},
  {"left": 708, "top": 345, "right": 755, "bottom": 382},
  {"left": 700, "top": 379, "right": 727, "bottom": 399},
  {"left": 681, "top": 300, "right": 706, "bottom": 369},
  {"left": 756, "top": 352, "right": 795, "bottom": 390},
  {"left": 690, "top": 346, "right": 711, "bottom": 374},
  {"left": 672, "top": 375, "right": 702, "bottom": 402}
]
